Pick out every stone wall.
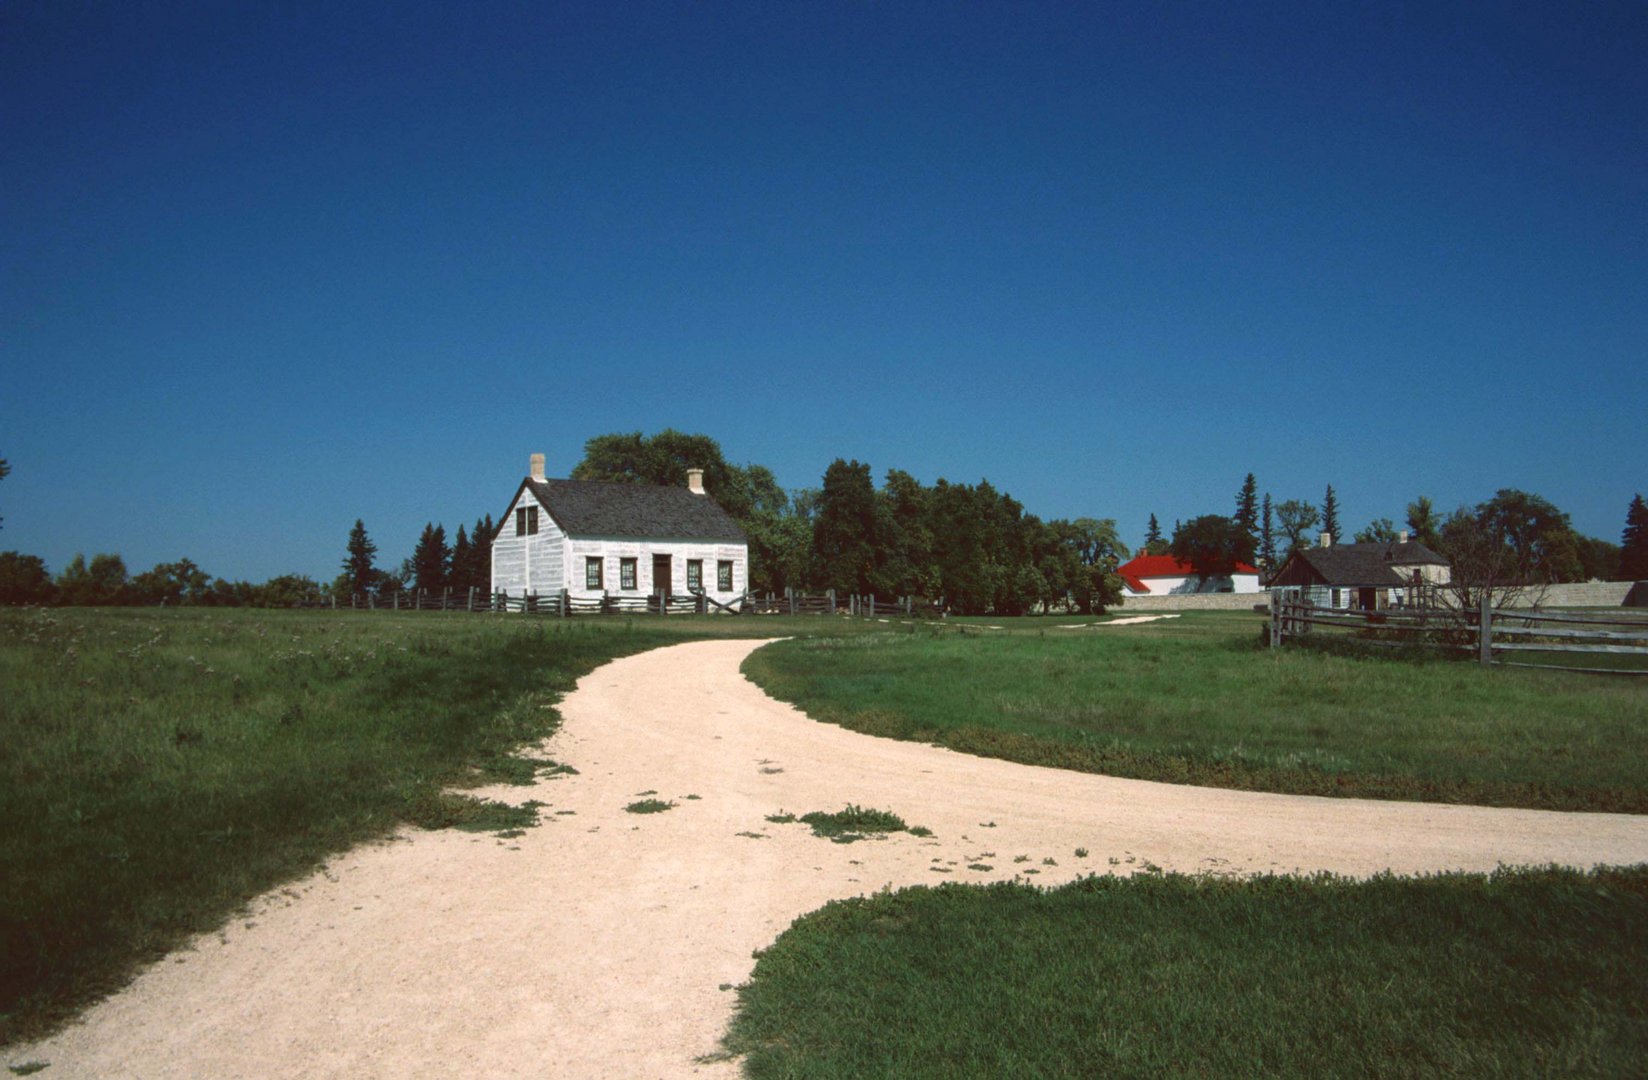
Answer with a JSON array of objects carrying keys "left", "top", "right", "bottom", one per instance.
[
  {"left": 1117, "top": 592, "right": 1268, "bottom": 612},
  {"left": 1515, "top": 581, "right": 1639, "bottom": 608}
]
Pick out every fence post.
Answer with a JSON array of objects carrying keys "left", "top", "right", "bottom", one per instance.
[
  {"left": 827, "top": 588, "right": 836, "bottom": 614},
  {"left": 1478, "top": 594, "right": 1493, "bottom": 666},
  {"left": 1270, "top": 590, "right": 1281, "bottom": 648},
  {"left": 868, "top": 594, "right": 876, "bottom": 617}
]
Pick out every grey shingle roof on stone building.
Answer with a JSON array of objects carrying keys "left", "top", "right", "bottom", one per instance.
[{"left": 517, "top": 478, "right": 747, "bottom": 542}]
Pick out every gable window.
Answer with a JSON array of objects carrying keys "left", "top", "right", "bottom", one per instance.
[
  {"left": 620, "top": 557, "right": 637, "bottom": 591},
  {"left": 586, "top": 557, "right": 604, "bottom": 590},
  {"left": 686, "top": 559, "right": 703, "bottom": 592},
  {"left": 717, "top": 560, "right": 733, "bottom": 591},
  {"left": 516, "top": 506, "right": 538, "bottom": 536}
]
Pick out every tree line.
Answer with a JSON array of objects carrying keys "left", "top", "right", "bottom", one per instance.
[
  {"left": 569, "top": 431, "right": 1128, "bottom": 615},
  {"left": 1147, "top": 473, "right": 1646, "bottom": 586}
]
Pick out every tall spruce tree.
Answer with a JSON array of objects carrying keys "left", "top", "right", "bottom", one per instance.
[
  {"left": 411, "top": 523, "right": 450, "bottom": 593},
  {"left": 1260, "top": 493, "right": 1276, "bottom": 568},
  {"left": 1234, "top": 474, "right": 1259, "bottom": 541},
  {"left": 342, "top": 519, "right": 378, "bottom": 596},
  {"left": 1145, "top": 514, "right": 1162, "bottom": 545},
  {"left": 1620, "top": 494, "right": 1648, "bottom": 580},
  {"left": 450, "top": 526, "right": 472, "bottom": 591},
  {"left": 1321, "top": 485, "right": 1341, "bottom": 542}
]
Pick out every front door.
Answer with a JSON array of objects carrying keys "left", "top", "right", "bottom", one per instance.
[{"left": 652, "top": 554, "right": 672, "bottom": 598}]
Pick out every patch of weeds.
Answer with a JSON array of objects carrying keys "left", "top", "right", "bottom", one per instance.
[
  {"left": 766, "top": 813, "right": 797, "bottom": 824},
  {"left": 967, "top": 863, "right": 994, "bottom": 871},
  {"left": 405, "top": 792, "right": 543, "bottom": 834},
  {"left": 759, "top": 767, "right": 785, "bottom": 774},
  {"left": 625, "top": 799, "right": 676, "bottom": 814},
  {"left": 1074, "top": 848, "right": 1089, "bottom": 859},
  {"left": 979, "top": 821, "right": 997, "bottom": 828},
  {"left": 909, "top": 826, "right": 935, "bottom": 838},
  {"left": 635, "top": 789, "right": 658, "bottom": 796},
  {"left": 554, "top": 809, "right": 576, "bottom": 815},
  {"left": 495, "top": 829, "right": 526, "bottom": 839},
  {"left": 684, "top": 794, "right": 702, "bottom": 800},
  {"left": 736, "top": 831, "right": 769, "bottom": 839},
  {"left": 542, "top": 763, "right": 579, "bottom": 777},
  {"left": 794, "top": 805, "right": 925, "bottom": 845},
  {"left": 1013, "top": 855, "right": 1030, "bottom": 864},
  {"left": 9, "top": 1065, "right": 50, "bottom": 1077},
  {"left": 930, "top": 866, "right": 953, "bottom": 873},
  {"left": 1043, "top": 857, "right": 1058, "bottom": 866}
]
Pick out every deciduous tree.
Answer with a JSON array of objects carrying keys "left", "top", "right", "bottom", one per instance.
[
  {"left": 1169, "top": 515, "right": 1256, "bottom": 580},
  {"left": 1275, "top": 500, "right": 1321, "bottom": 557}
]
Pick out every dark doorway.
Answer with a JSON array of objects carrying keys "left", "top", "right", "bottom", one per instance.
[
  {"left": 653, "top": 554, "right": 672, "bottom": 598},
  {"left": 1358, "top": 587, "right": 1379, "bottom": 611}
]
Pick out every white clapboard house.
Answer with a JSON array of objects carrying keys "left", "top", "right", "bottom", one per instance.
[{"left": 490, "top": 454, "right": 749, "bottom": 605}]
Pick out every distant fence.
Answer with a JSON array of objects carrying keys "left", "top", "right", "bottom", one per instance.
[
  {"left": 1270, "top": 593, "right": 1648, "bottom": 676},
  {"left": 335, "top": 586, "right": 944, "bottom": 619}
]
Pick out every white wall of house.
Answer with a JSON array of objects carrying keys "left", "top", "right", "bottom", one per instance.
[
  {"left": 564, "top": 536, "right": 747, "bottom": 602},
  {"left": 491, "top": 489, "right": 567, "bottom": 596},
  {"left": 1125, "top": 572, "right": 1261, "bottom": 597},
  {"left": 489, "top": 489, "right": 749, "bottom": 602}
]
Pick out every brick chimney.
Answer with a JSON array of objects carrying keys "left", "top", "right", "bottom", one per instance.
[
  {"left": 686, "top": 468, "right": 705, "bottom": 496},
  {"left": 530, "top": 453, "right": 545, "bottom": 482}
]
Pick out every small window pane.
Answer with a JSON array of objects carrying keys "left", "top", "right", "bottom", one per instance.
[
  {"left": 717, "top": 560, "right": 733, "bottom": 591},
  {"left": 515, "top": 507, "right": 527, "bottom": 536},
  {"left": 620, "top": 558, "right": 637, "bottom": 590},
  {"left": 526, "top": 507, "right": 539, "bottom": 535},
  {"left": 687, "top": 560, "right": 703, "bottom": 591},
  {"left": 586, "top": 557, "right": 603, "bottom": 590}
]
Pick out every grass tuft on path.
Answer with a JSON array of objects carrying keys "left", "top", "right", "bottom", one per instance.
[
  {"left": 720, "top": 866, "right": 1648, "bottom": 1079},
  {"left": 742, "top": 614, "right": 1648, "bottom": 811}
]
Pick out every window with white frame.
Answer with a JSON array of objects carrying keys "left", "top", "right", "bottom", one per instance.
[
  {"left": 586, "top": 557, "right": 603, "bottom": 590},
  {"left": 620, "top": 557, "right": 637, "bottom": 590},
  {"left": 686, "top": 559, "right": 703, "bottom": 592},
  {"left": 717, "top": 560, "right": 733, "bottom": 591}
]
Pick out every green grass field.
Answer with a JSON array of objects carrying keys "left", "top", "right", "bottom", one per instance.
[
  {"left": 741, "top": 613, "right": 1648, "bottom": 812},
  {"left": 718, "top": 867, "right": 1648, "bottom": 1079},
  {"left": 0, "top": 606, "right": 839, "bottom": 1045}
]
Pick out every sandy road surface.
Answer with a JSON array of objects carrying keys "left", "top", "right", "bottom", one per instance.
[{"left": 14, "top": 638, "right": 1648, "bottom": 1079}]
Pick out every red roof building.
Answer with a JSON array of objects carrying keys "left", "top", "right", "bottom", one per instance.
[{"left": 1116, "top": 554, "right": 1260, "bottom": 596}]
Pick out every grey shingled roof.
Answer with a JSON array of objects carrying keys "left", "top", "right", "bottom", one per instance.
[
  {"left": 1292, "top": 540, "right": 1449, "bottom": 587},
  {"left": 520, "top": 478, "right": 747, "bottom": 542}
]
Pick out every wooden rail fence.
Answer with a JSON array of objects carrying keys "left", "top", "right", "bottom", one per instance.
[
  {"left": 1270, "top": 592, "right": 1648, "bottom": 675},
  {"left": 332, "top": 586, "right": 944, "bottom": 619}
]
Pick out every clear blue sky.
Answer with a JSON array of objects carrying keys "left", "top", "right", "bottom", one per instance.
[{"left": 4, "top": 2, "right": 1645, "bottom": 582}]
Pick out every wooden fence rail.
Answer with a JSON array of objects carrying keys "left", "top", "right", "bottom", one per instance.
[
  {"left": 1270, "top": 592, "right": 1648, "bottom": 675},
  {"left": 336, "top": 586, "right": 945, "bottom": 620}
]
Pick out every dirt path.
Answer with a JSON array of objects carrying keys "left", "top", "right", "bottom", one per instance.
[{"left": 15, "top": 639, "right": 1648, "bottom": 1078}]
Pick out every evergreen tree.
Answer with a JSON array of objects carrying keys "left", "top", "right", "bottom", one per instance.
[
  {"left": 1260, "top": 494, "right": 1276, "bottom": 568},
  {"left": 1406, "top": 496, "right": 1441, "bottom": 548},
  {"left": 1234, "top": 474, "right": 1259, "bottom": 541},
  {"left": 1145, "top": 514, "right": 1162, "bottom": 545},
  {"left": 1321, "top": 485, "right": 1340, "bottom": 542},
  {"left": 342, "top": 519, "right": 379, "bottom": 597},
  {"left": 811, "top": 459, "right": 884, "bottom": 595},
  {"left": 411, "top": 523, "right": 450, "bottom": 593},
  {"left": 1620, "top": 494, "right": 1648, "bottom": 580},
  {"left": 450, "top": 526, "right": 472, "bottom": 591},
  {"left": 0, "top": 454, "right": 10, "bottom": 529}
]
